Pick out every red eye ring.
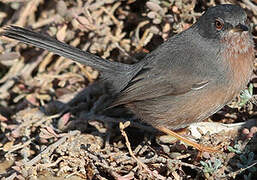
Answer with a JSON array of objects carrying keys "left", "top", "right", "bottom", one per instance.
[{"left": 215, "top": 19, "right": 224, "bottom": 31}]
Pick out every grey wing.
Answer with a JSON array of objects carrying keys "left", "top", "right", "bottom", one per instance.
[{"left": 112, "top": 49, "right": 210, "bottom": 106}]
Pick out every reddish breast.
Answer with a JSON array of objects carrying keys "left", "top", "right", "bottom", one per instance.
[{"left": 222, "top": 32, "right": 254, "bottom": 98}]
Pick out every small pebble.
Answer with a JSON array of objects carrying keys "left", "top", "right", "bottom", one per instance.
[
  {"left": 153, "top": 18, "right": 162, "bottom": 24},
  {"left": 147, "top": 11, "right": 157, "bottom": 19},
  {"left": 57, "top": 0, "right": 68, "bottom": 17},
  {"left": 202, "top": 152, "right": 211, "bottom": 159},
  {"left": 250, "top": 126, "right": 257, "bottom": 134},
  {"left": 158, "top": 135, "right": 177, "bottom": 144},
  {"left": 169, "top": 152, "right": 182, "bottom": 159},
  {"left": 161, "top": 144, "right": 170, "bottom": 154},
  {"left": 242, "top": 128, "right": 250, "bottom": 135},
  {"left": 146, "top": 1, "right": 163, "bottom": 13}
]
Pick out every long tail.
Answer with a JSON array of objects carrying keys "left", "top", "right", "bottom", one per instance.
[{"left": 2, "top": 26, "right": 141, "bottom": 92}]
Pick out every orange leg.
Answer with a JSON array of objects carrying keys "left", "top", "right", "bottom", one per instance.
[{"left": 157, "top": 126, "right": 221, "bottom": 153}]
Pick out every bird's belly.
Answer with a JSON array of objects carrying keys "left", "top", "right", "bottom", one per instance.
[{"left": 128, "top": 86, "right": 235, "bottom": 130}]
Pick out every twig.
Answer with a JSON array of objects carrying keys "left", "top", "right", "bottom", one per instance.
[
  {"left": 32, "top": 15, "right": 61, "bottom": 29},
  {"left": 223, "top": 160, "right": 257, "bottom": 178},
  {"left": 120, "top": 122, "right": 166, "bottom": 180},
  {"left": 5, "top": 138, "right": 34, "bottom": 155},
  {"left": 169, "top": 159, "right": 202, "bottom": 171},
  {"left": 24, "top": 130, "right": 79, "bottom": 166},
  {"left": 241, "top": 0, "right": 257, "bottom": 15},
  {"left": 15, "top": 0, "right": 41, "bottom": 26},
  {"left": 101, "top": 3, "right": 122, "bottom": 28}
]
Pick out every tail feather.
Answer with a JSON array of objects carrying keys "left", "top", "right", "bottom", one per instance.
[{"left": 2, "top": 26, "right": 141, "bottom": 92}]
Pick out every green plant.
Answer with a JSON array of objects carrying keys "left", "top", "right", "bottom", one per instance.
[
  {"left": 239, "top": 84, "right": 255, "bottom": 107},
  {"left": 227, "top": 144, "right": 242, "bottom": 154},
  {"left": 200, "top": 158, "right": 222, "bottom": 173}
]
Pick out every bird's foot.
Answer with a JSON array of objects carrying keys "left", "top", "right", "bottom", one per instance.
[{"left": 157, "top": 126, "right": 222, "bottom": 153}]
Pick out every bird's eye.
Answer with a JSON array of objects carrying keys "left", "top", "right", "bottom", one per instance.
[{"left": 215, "top": 19, "right": 224, "bottom": 31}]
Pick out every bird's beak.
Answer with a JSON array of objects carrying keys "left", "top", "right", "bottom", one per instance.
[{"left": 230, "top": 23, "right": 249, "bottom": 33}]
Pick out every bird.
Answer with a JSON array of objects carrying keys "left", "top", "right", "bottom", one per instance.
[{"left": 2, "top": 4, "right": 255, "bottom": 152}]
